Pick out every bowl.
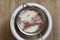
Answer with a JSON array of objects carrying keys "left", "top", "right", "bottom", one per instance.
[{"left": 10, "top": 3, "right": 52, "bottom": 40}]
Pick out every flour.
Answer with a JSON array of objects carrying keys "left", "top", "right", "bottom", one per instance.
[{"left": 18, "top": 10, "right": 42, "bottom": 33}]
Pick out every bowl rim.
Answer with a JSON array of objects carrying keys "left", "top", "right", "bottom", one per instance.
[{"left": 10, "top": 3, "right": 52, "bottom": 40}]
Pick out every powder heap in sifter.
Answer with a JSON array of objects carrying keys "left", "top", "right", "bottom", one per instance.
[{"left": 17, "top": 9, "right": 43, "bottom": 33}]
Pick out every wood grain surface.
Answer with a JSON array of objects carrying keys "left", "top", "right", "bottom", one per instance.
[{"left": 0, "top": 0, "right": 60, "bottom": 40}]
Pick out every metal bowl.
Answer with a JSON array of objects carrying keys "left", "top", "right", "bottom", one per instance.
[{"left": 10, "top": 3, "right": 52, "bottom": 40}]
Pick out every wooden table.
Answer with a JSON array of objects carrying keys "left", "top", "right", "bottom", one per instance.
[{"left": 0, "top": 0, "right": 60, "bottom": 40}]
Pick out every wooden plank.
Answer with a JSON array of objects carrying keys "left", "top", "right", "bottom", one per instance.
[{"left": 0, "top": 0, "right": 60, "bottom": 40}]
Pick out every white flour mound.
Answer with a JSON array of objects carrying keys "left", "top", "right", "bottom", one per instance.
[{"left": 19, "top": 10, "right": 40, "bottom": 33}]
